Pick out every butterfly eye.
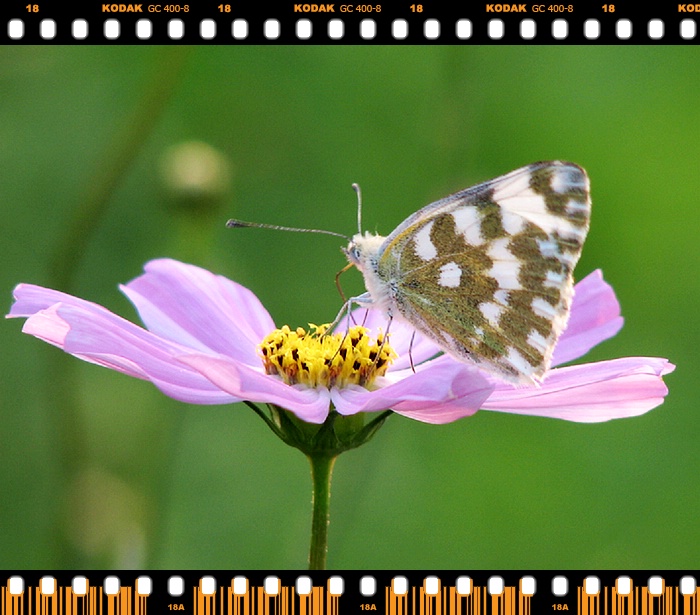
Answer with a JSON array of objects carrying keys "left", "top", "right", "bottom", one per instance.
[{"left": 344, "top": 243, "right": 361, "bottom": 264}]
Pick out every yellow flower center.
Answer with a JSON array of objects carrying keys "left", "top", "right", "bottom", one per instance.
[{"left": 259, "top": 324, "right": 396, "bottom": 389}]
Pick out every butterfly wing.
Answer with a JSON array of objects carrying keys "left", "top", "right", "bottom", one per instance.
[{"left": 376, "top": 161, "right": 591, "bottom": 385}]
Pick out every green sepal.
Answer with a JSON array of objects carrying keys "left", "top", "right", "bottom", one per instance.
[{"left": 260, "top": 404, "right": 393, "bottom": 457}]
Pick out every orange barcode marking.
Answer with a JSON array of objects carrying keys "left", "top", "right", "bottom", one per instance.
[
  {"left": 577, "top": 579, "right": 700, "bottom": 615},
  {"left": 683, "top": 588, "right": 700, "bottom": 615},
  {"left": 195, "top": 581, "right": 339, "bottom": 615},
  {"left": 2, "top": 583, "right": 24, "bottom": 615},
  {"left": 2, "top": 581, "right": 147, "bottom": 615},
  {"left": 577, "top": 585, "right": 599, "bottom": 615},
  {"left": 387, "top": 580, "right": 530, "bottom": 615}
]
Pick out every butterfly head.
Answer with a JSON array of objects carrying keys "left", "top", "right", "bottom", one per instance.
[
  {"left": 343, "top": 232, "right": 385, "bottom": 274},
  {"left": 341, "top": 231, "right": 397, "bottom": 316}
]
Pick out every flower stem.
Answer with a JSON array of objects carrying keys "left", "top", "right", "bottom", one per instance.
[{"left": 307, "top": 453, "right": 336, "bottom": 570}]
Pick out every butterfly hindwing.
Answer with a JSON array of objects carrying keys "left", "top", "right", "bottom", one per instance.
[{"left": 373, "top": 161, "right": 591, "bottom": 384}]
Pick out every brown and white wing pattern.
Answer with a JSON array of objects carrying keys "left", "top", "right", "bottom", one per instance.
[{"left": 375, "top": 161, "right": 591, "bottom": 385}]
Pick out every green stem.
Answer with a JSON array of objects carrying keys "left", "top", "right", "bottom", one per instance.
[
  {"left": 307, "top": 453, "right": 337, "bottom": 570},
  {"left": 248, "top": 406, "right": 393, "bottom": 568}
]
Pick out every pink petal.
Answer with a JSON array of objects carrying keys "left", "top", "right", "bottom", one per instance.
[
  {"left": 553, "top": 270, "right": 624, "bottom": 366},
  {"left": 482, "top": 357, "right": 674, "bottom": 422},
  {"left": 176, "top": 353, "right": 331, "bottom": 424},
  {"left": 121, "top": 259, "right": 275, "bottom": 366},
  {"left": 9, "top": 283, "right": 109, "bottom": 320},
  {"left": 9, "top": 284, "right": 242, "bottom": 405},
  {"left": 331, "top": 358, "right": 494, "bottom": 424},
  {"left": 17, "top": 302, "right": 71, "bottom": 348}
]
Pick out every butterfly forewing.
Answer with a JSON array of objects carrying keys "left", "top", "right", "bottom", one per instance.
[{"left": 375, "top": 161, "right": 591, "bottom": 385}]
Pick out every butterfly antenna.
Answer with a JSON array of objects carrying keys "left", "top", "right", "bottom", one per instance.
[
  {"left": 226, "top": 218, "right": 349, "bottom": 241},
  {"left": 352, "top": 183, "right": 362, "bottom": 234}
]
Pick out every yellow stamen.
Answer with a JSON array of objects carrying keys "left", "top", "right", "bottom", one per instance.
[{"left": 259, "top": 323, "right": 396, "bottom": 389}]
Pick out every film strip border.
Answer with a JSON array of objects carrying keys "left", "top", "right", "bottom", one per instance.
[
  {"left": 1, "top": 3, "right": 700, "bottom": 44},
  {"left": 2, "top": 573, "right": 699, "bottom": 615}
]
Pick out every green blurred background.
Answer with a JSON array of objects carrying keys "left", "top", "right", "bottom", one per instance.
[{"left": 0, "top": 45, "right": 696, "bottom": 570}]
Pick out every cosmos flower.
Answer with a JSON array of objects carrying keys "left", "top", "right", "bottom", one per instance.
[{"left": 7, "top": 259, "right": 673, "bottom": 425}]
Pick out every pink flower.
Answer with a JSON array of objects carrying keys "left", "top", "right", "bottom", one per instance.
[{"left": 7, "top": 259, "right": 673, "bottom": 425}]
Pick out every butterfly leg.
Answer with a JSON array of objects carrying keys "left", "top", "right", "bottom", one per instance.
[
  {"left": 324, "top": 295, "right": 366, "bottom": 363},
  {"left": 408, "top": 330, "right": 417, "bottom": 373},
  {"left": 327, "top": 294, "right": 393, "bottom": 368},
  {"left": 372, "top": 313, "right": 394, "bottom": 370},
  {"left": 327, "top": 292, "right": 374, "bottom": 333}
]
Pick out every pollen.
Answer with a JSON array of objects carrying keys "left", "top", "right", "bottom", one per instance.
[{"left": 259, "top": 323, "right": 396, "bottom": 389}]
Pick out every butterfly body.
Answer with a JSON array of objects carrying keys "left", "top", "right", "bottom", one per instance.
[{"left": 343, "top": 161, "right": 591, "bottom": 386}]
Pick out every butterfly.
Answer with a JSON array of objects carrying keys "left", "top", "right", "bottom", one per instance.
[{"left": 341, "top": 161, "right": 591, "bottom": 385}]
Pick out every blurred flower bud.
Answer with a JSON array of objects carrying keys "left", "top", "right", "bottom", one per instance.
[{"left": 161, "top": 141, "right": 232, "bottom": 215}]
